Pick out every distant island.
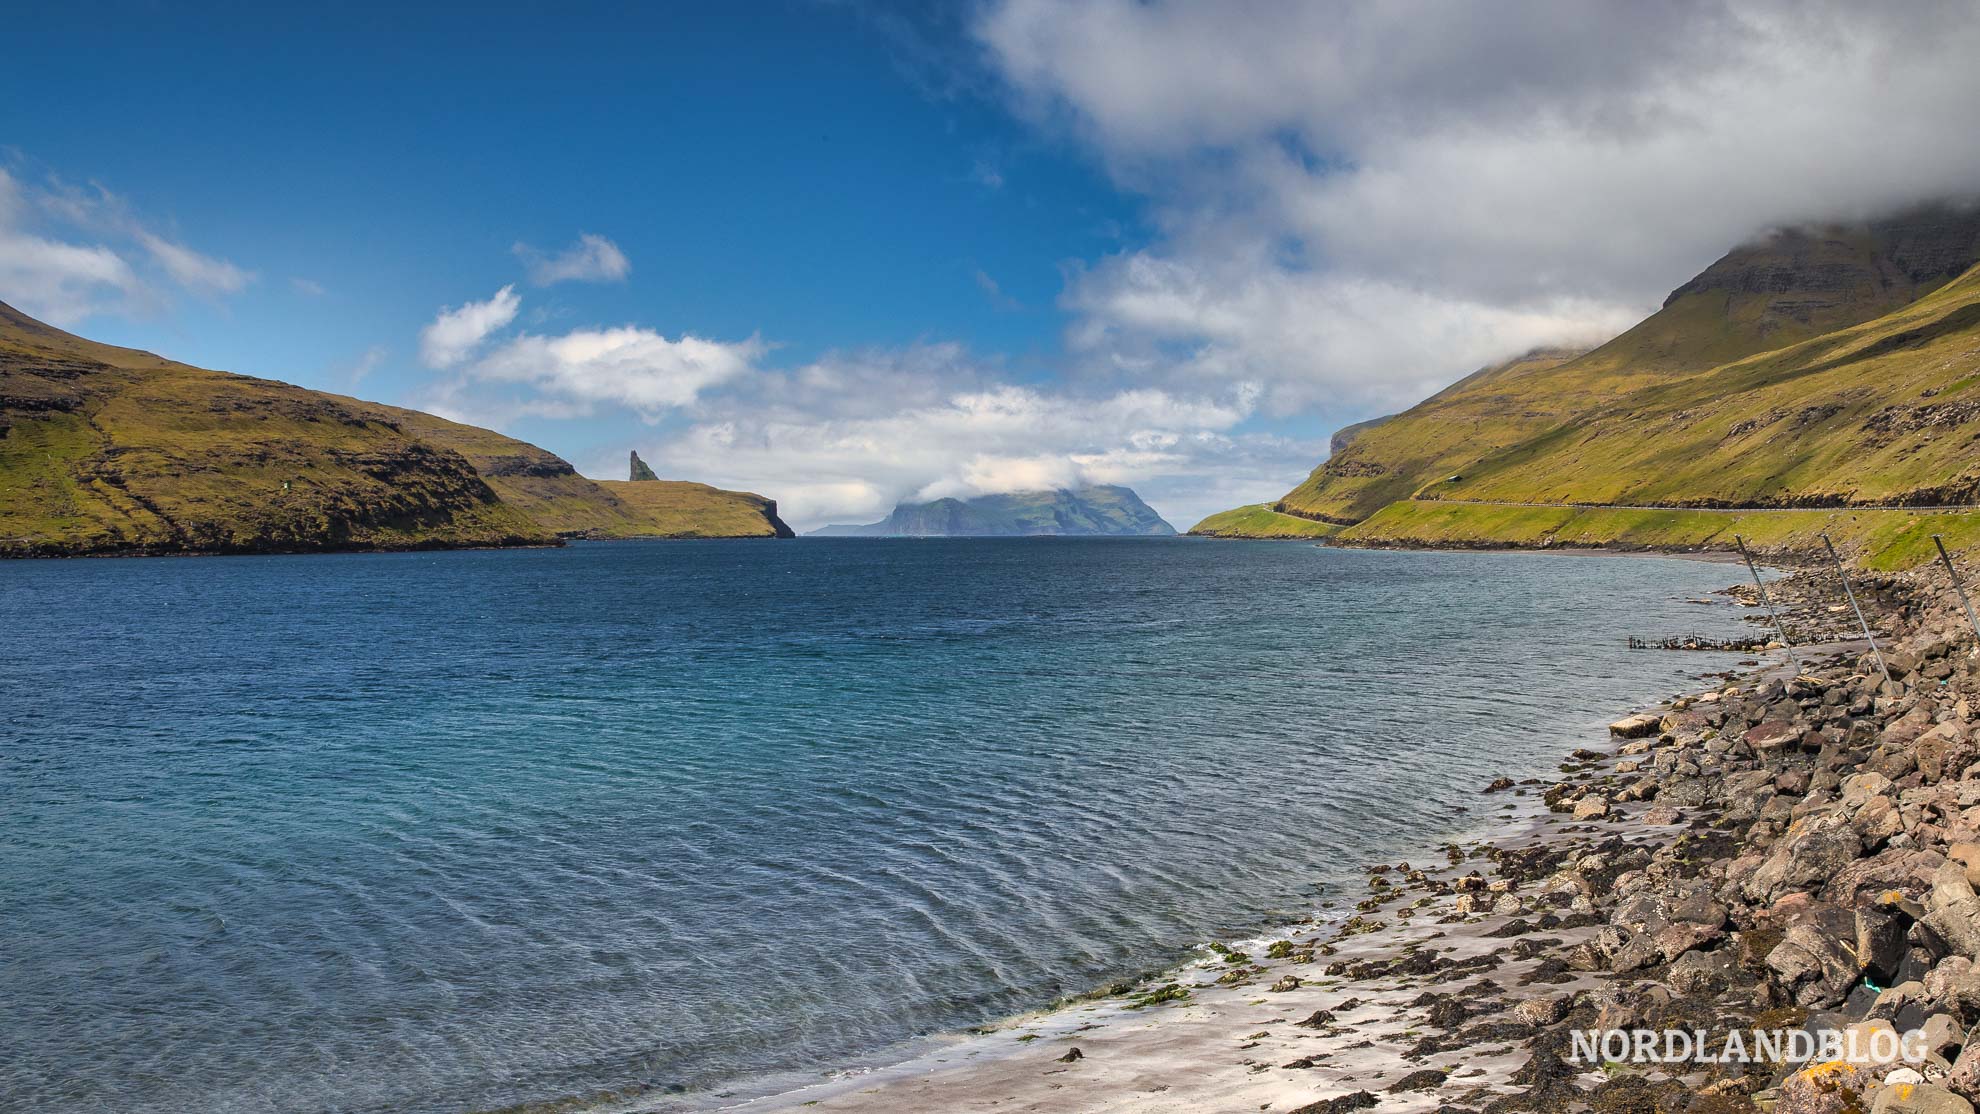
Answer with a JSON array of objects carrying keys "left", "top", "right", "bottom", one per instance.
[
  {"left": 812, "top": 484, "right": 1176, "bottom": 537},
  {"left": 0, "top": 302, "right": 791, "bottom": 557}
]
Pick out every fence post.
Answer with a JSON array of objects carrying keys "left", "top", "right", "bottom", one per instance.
[
  {"left": 1734, "top": 535, "right": 1799, "bottom": 674},
  {"left": 1821, "top": 533, "right": 1891, "bottom": 686},
  {"left": 1934, "top": 535, "right": 1980, "bottom": 644}
]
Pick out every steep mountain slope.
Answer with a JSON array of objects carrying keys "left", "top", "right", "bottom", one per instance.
[
  {"left": 1332, "top": 256, "right": 1980, "bottom": 567},
  {"left": 0, "top": 301, "right": 551, "bottom": 556},
  {"left": 1276, "top": 206, "right": 1980, "bottom": 525},
  {"left": 0, "top": 303, "right": 789, "bottom": 555},
  {"left": 813, "top": 485, "right": 1176, "bottom": 537},
  {"left": 1279, "top": 346, "right": 1590, "bottom": 522},
  {"left": 1439, "top": 262, "right": 1980, "bottom": 508},
  {"left": 336, "top": 405, "right": 790, "bottom": 538}
]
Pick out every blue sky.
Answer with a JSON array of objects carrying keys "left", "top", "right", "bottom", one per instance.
[{"left": 6, "top": 2, "right": 1980, "bottom": 529}]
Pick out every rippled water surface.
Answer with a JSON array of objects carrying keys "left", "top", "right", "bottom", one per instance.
[{"left": 0, "top": 540, "right": 1754, "bottom": 1112}]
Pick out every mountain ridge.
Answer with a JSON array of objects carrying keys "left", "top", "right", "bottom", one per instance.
[
  {"left": 1193, "top": 203, "right": 1980, "bottom": 566},
  {"left": 0, "top": 303, "right": 791, "bottom": 556},
  {"left": 1271, "top": 204, "right": 1980, "bottom": 525},
  {"left": 813, "top": 485, "right": 1176, "bottom": 537}
]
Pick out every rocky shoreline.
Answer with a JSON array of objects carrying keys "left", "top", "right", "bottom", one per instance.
[{"left": 730, "top": 563, "right": 1980, "bottom": 1114}]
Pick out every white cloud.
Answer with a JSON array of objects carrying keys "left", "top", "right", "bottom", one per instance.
[
  {"left": 291, "top": 276, "right": 327, "bottom": 297},
  {"left": 513, "top": 233, "right": 631, "bottom": 285},
  {"left": 345, "top": 345, "right": 387, "bottom": 384},
  {"left": 1062, "top": 246, "right": 1636, "bottom": 414},
  {"left": 619, "top": 344, "right": 1318, "bottom": 531},
  {"left": 419, "top": 300, "right": 1318, "bottom": 528},
  {"left": 135, "top": 230, "right": 253, "bottom": 295},
  {"left": 418, "top": 285, "right": 520, "bottom": 369},
  {"left": 976, "top": 0, "right": 1980, "bottom": 412},
  {"left": 0, "top": 226, "right": 143, "bottom": 327},
  {"left": 0, "top": 165, "right": 252, "bottom": 325},
  {"left": 466, "top": 325, "right": 763, "bottom": 419},
  {"left": 973, "top": 267, "right": 1021, "bottom": 311}
]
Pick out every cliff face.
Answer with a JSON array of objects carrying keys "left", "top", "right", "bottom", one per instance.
[
  {"left": 591, "top": 480, "right": 795, "bottom": 539},
  {"left": 0, "top": 303, "right": 792, "bottom": 555},
  {"left": 813, "top": 485, "right": 1176, "bottom": 537}
]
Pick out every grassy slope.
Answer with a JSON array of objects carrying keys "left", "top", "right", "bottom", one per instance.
[
  {"left": 1275, "top": 347, "right": 1590, "bottom": 522},
  {"left": 1275, "top": 209, "right": 1980, "bottom": 525},
  {"left": 0, "top": 303, "right": 791, "bottom": 555},
  {"left": 1441, "top": 264, "right": 1980, "bottom": 507},
  {"left": 1338, "top": 262, "right": 1980, "bottom": 568},
  {"left": 342, "top": 402, "right": 794, "bottom": 538},
  {"left": 1187, "top": 504, "right": 1341, "bottom": 539},
  {"left": 0, "top": 305, "right": 549, "bottom": 556},
  {"left": 591, "top": 480, "right": 794, "bottom": 539},
  {"left": 333, "top": 397, "right": 652, "bottom": 536}
]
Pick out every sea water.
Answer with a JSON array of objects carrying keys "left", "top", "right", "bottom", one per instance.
[{"left": 0, "top": 539, "right": 1756, "bottom": 1112}]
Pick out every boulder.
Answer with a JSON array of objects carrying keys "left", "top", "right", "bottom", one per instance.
[
  {"left": 1778, "top": 1061, "right": 1870, "bottom": 1114},
  {"left": 1824, "top": 850, "right": 1943, "bottom": 909},
  {"left": 1668, "top": 947, "right": 1737, "bottom": 996},
  {"left": 1871, "top": 1082, "right": 1974, "bottom": 1114},
  {"left": 1768, "top": 903, "right": 1865, "bottom": 1008},
  {"left": 1921, "top": 1013, "right": 1964, "bottom": 1059},
  {"left": 1863, "top": 907, "right": 1914, "bottom": 984},
  {"left": 1924, "top": 864, "right": 1980, "bottom": 959},
  {"left": 1748, "top": 810, "right": 1865, "bottom": 903},
  {"left": 1512, "top": 994, "right": 1571, "bottom": 1026},
  {"left": 1611, "top": 713, "right": 1662, "bottom": 739},
  {"left": 1950, "top": 844, "right": 1980, "bottom": 889},
  {"left": 1946, "top": 1024, "right": 1980, "bottom": 1099},
  {"left": 1924, "top": 958, "right": 1980, "bottom": 1020},
  {"left": 1750, "top": 718, "right": 1806, "bottom": 751}
]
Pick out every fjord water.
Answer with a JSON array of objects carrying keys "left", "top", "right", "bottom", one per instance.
[{"left": 0, "top": 540, "right": 1752, "bottom": 1113}]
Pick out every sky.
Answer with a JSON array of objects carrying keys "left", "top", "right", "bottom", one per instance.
[{"left": 5, "top": 1, "right": 1980, "bottom": 531}]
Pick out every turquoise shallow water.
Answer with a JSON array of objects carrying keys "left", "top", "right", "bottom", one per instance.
[{"left": 0, "top": 539, "right": 1753, "bottom": 1113}]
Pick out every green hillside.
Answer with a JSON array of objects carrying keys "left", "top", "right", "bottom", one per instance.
[
  {"left": 1199, "top": 206, "right": 1980, "bottom": 566},
  {"left": 1275, "top": 206, "right": 1980, "bottom": 526},
  {"left": 0, "top": 302, "right": 790, "bottom": 556},
  {"left": 1337, "top": 503, "right": 1980, "bottom": 571},
  {"left": 1428, "top": 264, "right": 1980, "bottom": 508},
  {"left": 592, "top": 479, "right": 794, "bottom": 539},
  {"left": 1187, "top": 503, "right": 1339, "bottom": 539}
]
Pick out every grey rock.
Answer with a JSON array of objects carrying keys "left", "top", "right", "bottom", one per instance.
[
  {"left": 1748, "top": 810, "right": 1864, "bottom": 903},
  {"left": 1669, "top": 947, "right": 1737, "bottom": 996},
  {"left": 1871, "top": 1081, "right": 1973, "bottom": 1114}
]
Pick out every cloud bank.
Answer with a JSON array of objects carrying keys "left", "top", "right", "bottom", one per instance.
[
  {"left": 629, "top": 346, "right": 1315, "bottom": 531},
  {"left": 414, "top": 283, "right": 1313, "bottom": 528},
  {"left": 976, "top": 0, "right": 1980, "bottom": 414}
]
